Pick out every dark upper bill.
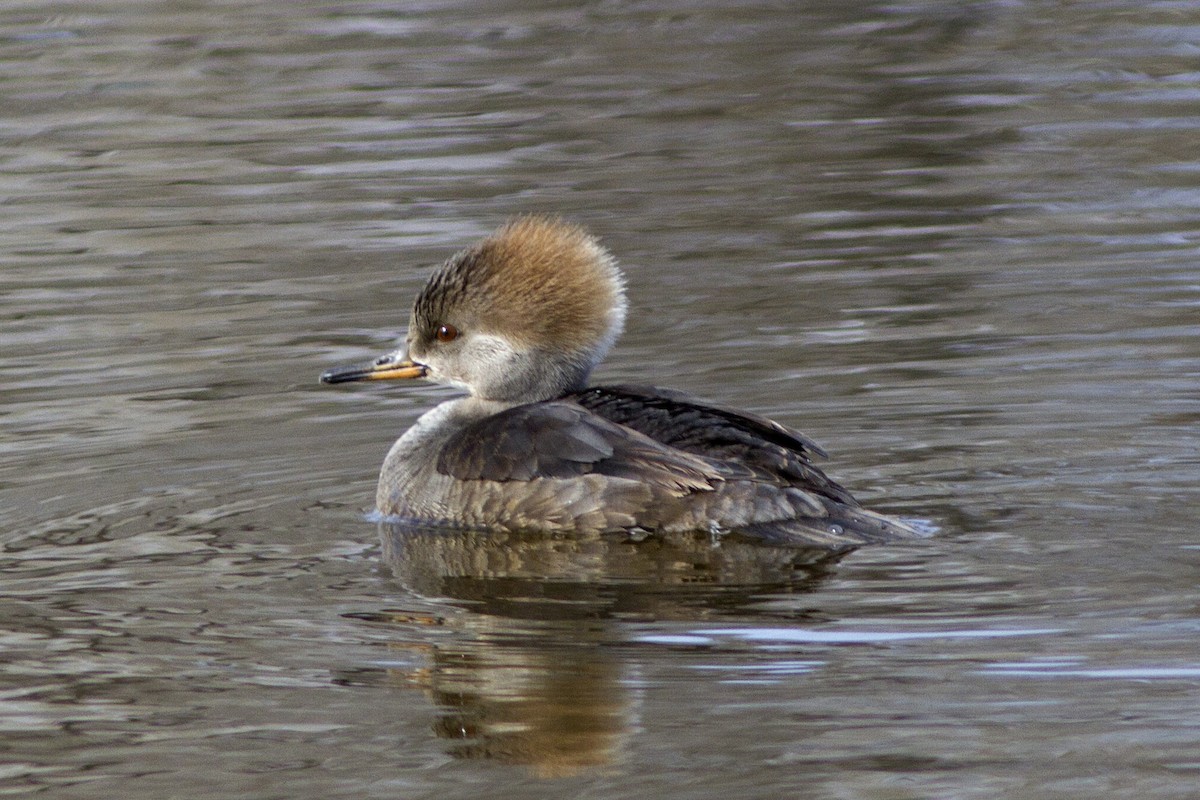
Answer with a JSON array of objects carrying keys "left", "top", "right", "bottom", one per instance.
[{"left": 320, "top": 356, "right": 427, "bottom": 384}]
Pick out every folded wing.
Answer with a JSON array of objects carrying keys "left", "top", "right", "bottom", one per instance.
[{"left": 437, "top": 399, "right": 721, "bottom": 495}]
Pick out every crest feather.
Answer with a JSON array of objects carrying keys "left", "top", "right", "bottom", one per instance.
[{"left": 413, "top": 216, "right": 626, "bottom": 354}]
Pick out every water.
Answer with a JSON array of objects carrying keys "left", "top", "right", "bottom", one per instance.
[{"left": 3, "top": 1, "right": 1199, "bottom": 797}]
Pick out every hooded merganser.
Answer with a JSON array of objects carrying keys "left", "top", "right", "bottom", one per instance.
[{"left": 321, "top": 217, "right": 918, "bottom": 548}]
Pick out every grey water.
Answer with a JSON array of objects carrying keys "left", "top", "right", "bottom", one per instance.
[{"left": 3, "top": 2, "right": 1199, "bottom": 797}]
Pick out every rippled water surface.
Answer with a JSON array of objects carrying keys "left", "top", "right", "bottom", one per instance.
[{"left": 3, "top": 2, "right": 1199, "bottom": 797}]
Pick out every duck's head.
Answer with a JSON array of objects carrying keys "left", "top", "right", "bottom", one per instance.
[{"left": 321, "top": 217, "right": 627, "bottom": 402}]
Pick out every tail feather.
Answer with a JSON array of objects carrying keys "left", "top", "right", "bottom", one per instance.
[{"left": 740, "top": 505, "right": 921, "bottom": 549}]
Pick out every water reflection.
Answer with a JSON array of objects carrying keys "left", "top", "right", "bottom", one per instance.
[
  {"left": 381, "top": 523, "right": 842, "bottom": 615},
  {"left": 348, "top": 523, "right": 843, "bottom": 774}
]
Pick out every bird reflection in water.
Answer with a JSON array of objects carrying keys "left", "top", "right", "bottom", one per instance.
[{"left": 339, "top": 522, "right": 844, "bottom": 777}]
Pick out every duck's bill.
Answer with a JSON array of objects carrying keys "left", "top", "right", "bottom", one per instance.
[{"left": 320, "top": 357, "right": 427, "bottom": 384}]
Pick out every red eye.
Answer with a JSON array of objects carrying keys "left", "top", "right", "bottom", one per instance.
[{"left": 435, "top": 324, "right": 458, "bottom": 343}]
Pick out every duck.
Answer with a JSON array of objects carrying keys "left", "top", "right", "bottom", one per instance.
[{"left": 321, "top": 216, "right": 919, "bottom": 549}]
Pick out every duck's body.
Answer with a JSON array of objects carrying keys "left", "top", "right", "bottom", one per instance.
[{"left": 322, "top": 217, "right": 917, "bottom": 549}]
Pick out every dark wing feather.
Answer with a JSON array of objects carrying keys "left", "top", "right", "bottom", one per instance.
[
  {"left": 569, "top": 384, "right": 858, "bottom": 506},
  {"left": 436, "top": 399, "right": 720, "bottom": 494}
]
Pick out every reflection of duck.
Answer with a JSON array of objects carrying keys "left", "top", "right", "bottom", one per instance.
[
  {"left": 345, "top": 601, "right": 631, "bottom": 779},
  {"left": 379, "top": 522, "right": 842, "bottom": 620},
  {"left": 359, "top": 523, "right": 843, "bottom": 777},
  {"left": 323, "top": 217, "right": 918, "bottom": 547},
  {"left": 428, "top": 631, "right": 627, "bottom": 778}
]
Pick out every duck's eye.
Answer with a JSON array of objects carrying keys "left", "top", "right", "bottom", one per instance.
[{"left": 435, "top": 324, "right": 458, "bottom": 343}]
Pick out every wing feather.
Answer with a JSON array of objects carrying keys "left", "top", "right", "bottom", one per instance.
[
  {"left": 570, "top": 385, "right": 858, "bottom": 506},
  {"left": 436, "top": 399, "right": 721, "bottom": 494}
]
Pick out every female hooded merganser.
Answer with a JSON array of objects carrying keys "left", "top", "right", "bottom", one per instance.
[{"left": 321, "top": 217, "right": 918, "bottom": 548}]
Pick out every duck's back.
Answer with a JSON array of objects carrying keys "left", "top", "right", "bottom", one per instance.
[
  {"left": 570, "top": 385, "right": 915, "bottom": 546},
  {"left": 426, "top": 385, "right": 916, "bottom": 548},
  {"left": 571, "top": 385, "right": 848, "bottom": 499}
]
